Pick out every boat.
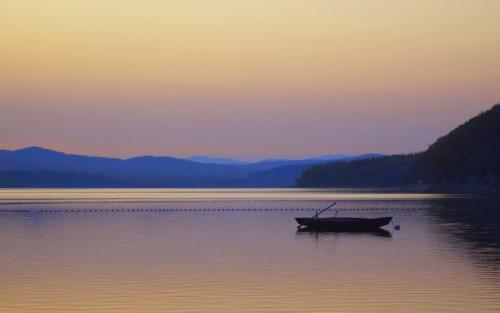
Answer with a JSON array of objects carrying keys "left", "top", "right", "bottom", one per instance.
[{"left": 295, "top": 202, "right": 392, "bottom": 231}]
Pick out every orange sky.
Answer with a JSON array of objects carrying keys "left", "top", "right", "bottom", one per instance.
[{"left": 1, "top": 1, "right": 499, "bottom": 158}]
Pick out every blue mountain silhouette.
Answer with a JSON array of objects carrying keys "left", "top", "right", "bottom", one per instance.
[{"left": 0, "top": 147, "right": 381, "bottom": 187}]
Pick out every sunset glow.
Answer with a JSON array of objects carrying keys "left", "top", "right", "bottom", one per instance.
[{"left": 2, "top": 0, "right": 499, "bottom": 158}]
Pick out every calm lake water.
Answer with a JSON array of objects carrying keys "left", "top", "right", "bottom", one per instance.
[{"left": 0, "top": 189, "right": 499, "bottom": 312}]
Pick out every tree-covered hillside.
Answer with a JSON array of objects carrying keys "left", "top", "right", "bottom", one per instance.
[
  {"left": 420, "top": 104, "right": 500, "bottom": 188},
  {"left": 297, "top": 104, "right": 500, "bottom": 191},
  {"left": 296, "top": 154, "right": 420, "bottom": 187}
]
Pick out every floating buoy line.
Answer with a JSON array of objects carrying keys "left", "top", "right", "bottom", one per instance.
[
  {"left": 0, "top": 199, "right": 432, "bottom": 213},
  {"left": 0, "top": 207, "right": 430, "bottom": 214}
]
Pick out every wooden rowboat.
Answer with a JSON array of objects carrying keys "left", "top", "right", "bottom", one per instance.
[{"left": 295, "top": 201, "right": 392, "bottom": 231}]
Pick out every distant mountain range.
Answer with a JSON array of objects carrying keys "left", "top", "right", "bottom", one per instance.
[
  {"left": 185, "top": 154, "right": 361, "bottom": 165},
  {"left": 185, "top": 156, "right": 249, "bottom": 165},
  {"left": 0, "top": 147, "right": 382, "bottom": 187},
  {"left": 7, "top": 103, "right": 495, "bottom": 191},
  {"left": 297, "top": 103, "right": 500, "bottom": 192}
]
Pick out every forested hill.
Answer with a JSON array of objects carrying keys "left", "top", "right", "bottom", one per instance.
[
  {"left": 296, "top": 154, "right": 420, "bottom": 188},
  {"left": 420, "top": 104, "right": 500, "bottom": 188},
  {"left": 297, "top": 104, "right": 500, "bottom": 191}
]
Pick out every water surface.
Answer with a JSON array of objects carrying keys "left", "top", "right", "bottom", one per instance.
[{"left": 0, "top": 189, "right": 499, "bottom": 312}]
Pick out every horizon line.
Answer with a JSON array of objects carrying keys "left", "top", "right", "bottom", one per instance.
[{"left": 1, "top": 145, "right": 387, "bottom": 163}]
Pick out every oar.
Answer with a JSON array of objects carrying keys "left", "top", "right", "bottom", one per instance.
[{"left": 312, "top": 201, "right": 336, "bottom": 218}]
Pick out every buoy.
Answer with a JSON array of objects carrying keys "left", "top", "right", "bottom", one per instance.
[{"left": 394, "top": 225, "right": 401, "bottom": 230}]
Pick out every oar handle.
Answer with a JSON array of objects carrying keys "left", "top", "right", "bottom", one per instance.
[{"left": 312, "top": 201, "right": 336, "bottom": 218}]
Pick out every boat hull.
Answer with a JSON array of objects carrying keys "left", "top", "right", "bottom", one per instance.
[{"left": 295, "top": 216, "right": 392, "bottom": 231}]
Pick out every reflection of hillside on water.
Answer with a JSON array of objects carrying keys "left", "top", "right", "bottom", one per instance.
[{"left": 427, "top": 197, "right": 500, "bottom": 265}]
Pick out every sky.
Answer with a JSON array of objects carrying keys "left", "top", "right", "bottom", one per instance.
[{"left": 1, "top": 0, "right": 499, "bottom": 159}]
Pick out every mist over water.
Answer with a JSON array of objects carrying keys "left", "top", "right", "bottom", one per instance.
[{"left": 0, "top": 189, "right": 499, "bottom": 312}]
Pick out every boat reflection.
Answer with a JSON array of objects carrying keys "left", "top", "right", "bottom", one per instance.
[{"left": 296, "top": 227, "right": 392, "bottom": 238}]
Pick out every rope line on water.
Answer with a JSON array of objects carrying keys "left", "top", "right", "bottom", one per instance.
[{"left": 0, "top": 207, "right": 429, "bottom": 213}]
